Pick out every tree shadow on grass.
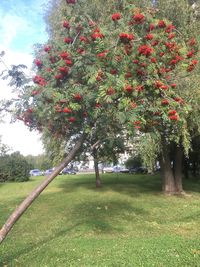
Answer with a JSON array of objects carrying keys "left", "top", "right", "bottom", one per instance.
[
  {"left": 182, "top": 177, "right": 200, "bottom": 193},
  {"left": 59, "top": 173, "right": 200, "bottom": 196},
  {"left": 67, "top": 198, "right": 148, "bottom": 233},
  {"left": 59, "top": 173, "right": 162, "bottom": 197},
  {"left": 0, "top": 224, "right": 81, "bottom": 266},
  {"left": 0, "top": 194, "right": 148, "bottom": 265},
  {"left": 1, "top": 174, "right": 199, "bottom": 265}
]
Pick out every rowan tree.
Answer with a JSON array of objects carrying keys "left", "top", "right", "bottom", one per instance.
[
  {"left": 41, "top": 0, "right": 200, "bottom": 188},
  {"left": 0, "top": 0, "right": 199, "bottom": 243},
  {"left": 136, "top": 0, "right": 200, "bottom": 183}
]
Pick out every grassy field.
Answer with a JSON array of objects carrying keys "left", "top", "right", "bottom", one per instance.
[{"left": 0, "top": 173, "right": 200, "bottom": 267}]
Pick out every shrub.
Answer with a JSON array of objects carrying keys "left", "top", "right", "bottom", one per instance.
[
  {"left": 125, "top": 156, "right": 142, "bottom": 168},
  {"left": 0, "top": 152, "right": 30, "bottom": 182}
]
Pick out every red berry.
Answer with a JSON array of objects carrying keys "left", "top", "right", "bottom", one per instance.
[
  {"left": 74, "top": 94, "right": 82, "bottom": 101},
  {"left": 107, "top": 87, "right": 115, "bottom": 95},
  {"left": 95, "top": 103, "right": 101, "bottom": 108},
  {"left": 169, "top": 115, "right": 179, "bottom": 121},
  {"left": 161, "top": 99, "right": 169, "bottom": 105},
  {"left": 44, "top": 46, "right": 51, "bottom": 52},
  {"left": 69, "top": 117, "right": 75, "bottom": 122},
  {"left": 112, "top": 13, "right": 121, "bottom": 21},
  {"left": 124, "top": 85, "right": 133, "bottom": 93},
  {"left": 158, "top": 20, "right": 166, "bottom": 28},
  {"left": 63, "top": 107, "right": 72, "bottom": 113},
  {"left": 133, "top": 13, "right": 145, "bottom": 24},
  {"left": 171, "top": 83, "right": 177, "bottom": 88},
  {"left": 34, "top": 59, "right": 42, "bottom": 67},
  {"left": 63, "top": 20, "right": 70, "bottom": 29},
  {"left": 168, "top": 110, "right": 177, "bottom": 116},
  {"left": 136, "top": 85, "right": 144, "bottom": 92},
  {"left": 146, "top": 33, "right": 154, "bottom": 40},
  {"left": 66, "top": 0, "right": 76, "bottom": 4},
  {"left": 64, "top": 37, "right": 73, "bottom": 44}
]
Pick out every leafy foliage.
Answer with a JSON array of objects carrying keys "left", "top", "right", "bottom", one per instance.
[
  {"left": 125, "top": 155, "right": 142, "bottom": 168},
  {"left": 138, "top": 132, "right": 161, "bottom": 171},
  {"left": 0, "top": 152, "right": 30, "bottom": 182},
  {"left": 25, "top": 154, "right": 52, "bottom": 171},
  {"left": 1, "top": 0, "right": 199, "bottom": 170},
  {"left": 0, "top": 137, "right": 10, "bottom": 156}
]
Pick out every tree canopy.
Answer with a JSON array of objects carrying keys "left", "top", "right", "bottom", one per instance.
[{"left": 5, "top": 0, "right": 199, "bottom": 189}]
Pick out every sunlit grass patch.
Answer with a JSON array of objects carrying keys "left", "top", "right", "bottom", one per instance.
[{"left": 0, "top": 173, "right": 200, "bottom": 266}]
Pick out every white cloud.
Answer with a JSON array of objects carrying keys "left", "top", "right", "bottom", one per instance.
[
  {"left": 0, "top": 120, "right": 44, "bottom": 156},
  {"left": 0, "top": 14, "right": 26, "bottom": 48},
  {"left": 0, "top": 0, "right": 48, "bottom": 155},
  {"left": 0, "top": 0, "right": 48, "bottom": 52}
]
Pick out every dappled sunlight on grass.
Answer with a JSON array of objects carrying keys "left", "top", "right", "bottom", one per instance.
[
  {"left": 0, "top": 173, "right": 200, "bottom": 266},
  {"left": 58, "top": 173, "right": 162, "bottom": 195}
]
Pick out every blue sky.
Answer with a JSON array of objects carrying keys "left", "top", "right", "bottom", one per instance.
[
  {"left": 0, "top": 0, "right": 48, "bottom": 53},
  {"left": 0, "top": 0, "right": 49, "bottom": 155}
]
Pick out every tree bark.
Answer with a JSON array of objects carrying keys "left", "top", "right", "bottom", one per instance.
[
  {"left": 192, "top": 159, "right": 197, "bottom": 177},
  {"left": 159, "top": 136, "right": 176, "bottom": 194},
  {"left": 174, "top": 145, "right": 184, "bottom": 193},
  {"left": 93, "top": 148, "right": 101, "bottom": 188},
  {"left": 160, "top": 152, "right": 176, "bottom": 194},
  {"left": 183, "top": 157, "right": 189, "bottom": 179},
  {"left": 0, "top": 134, "right": 86, "bottom": 244}
]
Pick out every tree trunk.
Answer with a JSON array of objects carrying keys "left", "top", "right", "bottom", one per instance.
[
  {"left": 160, "top": 152, "right": 176, "bottom": 194},
  {"left": 159, "top": 136, "right": 176, "bottom": 194},
  {"left": 174, "top": 145, "right": 184, "bottom": 193},
  {"left": 93, "top": 148, "right": 101, "bottom": 188},
  {"left": 192, "top": 159, "right": 197, "bottom": 177},
  {"left": 0, "top": 134, "right": 86, "bottom": 244},
  {"left": 183, "top": 157, "right": 189, "bottom": 179}
]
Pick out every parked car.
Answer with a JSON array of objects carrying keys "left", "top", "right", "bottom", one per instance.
[
  {"left": 44, "top": 169, "right": 54, "bottom": 175},
  {"left": 129, "top": 166, "right": 147, "bottom": 174},
  {"left": 73, "top": 166, "right": 79, "bottom": 171},
  {"left": 62, "top": 168, "right": 76, "bottom": 175},
  {"left": 103, "top": 166, "right": 114, "bottom": 173},
  {"left": 120, "top": 167, "right": 130, "bottom": 173},
  {"left": 29, "top": 169, "right": 42, "bottom": 176},
  {"left": 103, "top": 166, "right": 128, "bottom": 173},
  {"left": 112, "top": 166, "right": 122, "bottom": 173}
]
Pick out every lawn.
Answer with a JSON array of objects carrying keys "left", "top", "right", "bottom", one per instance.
[{"left": 0, "top": 173, "right": 200, "bottom": 267}]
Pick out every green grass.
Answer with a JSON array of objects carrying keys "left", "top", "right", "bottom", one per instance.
[{"left": 0, "top": 173, "right": 200, "bottom": 267}]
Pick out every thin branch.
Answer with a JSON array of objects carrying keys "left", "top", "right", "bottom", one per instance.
[
  {"left": 91, "top": 140, "right": 101, "bottom": 150},
  {"left": 72, "top": 32, "right": 81, "bottom": 46}
]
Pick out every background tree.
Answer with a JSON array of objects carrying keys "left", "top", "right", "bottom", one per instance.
[
  {"left": 25, "top": 154, "right": 52, "bottom": 171},
  {"left": 0, "top": 151, "right": 30, "bottom": 182},
  {"left": 0, "top": 137, "right": 10, "bottom": 156},
  {"left": 147, "top": 0, "right": 200, "bottom": 184},
  {"left": 125, "top": 155, "right": 142, "bottom": 169}
]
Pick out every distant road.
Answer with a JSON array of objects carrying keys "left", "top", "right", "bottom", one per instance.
[{"left": 78, "top": 169, "right": 104, "bottom": 174}]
